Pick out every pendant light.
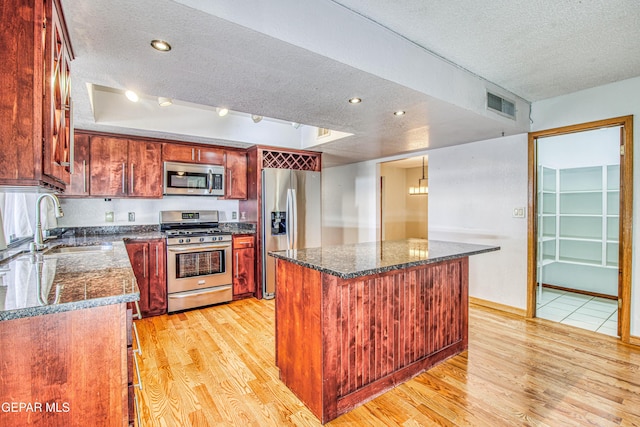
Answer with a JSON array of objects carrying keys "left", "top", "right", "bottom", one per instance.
[{"left": 408, "top": 157, "right": 428, "bottom": 195}]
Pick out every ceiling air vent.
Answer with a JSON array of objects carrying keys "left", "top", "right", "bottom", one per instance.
[
  {"left": 487, "top": 92, "right": 516, "bottom": 119},
  {"left": 317, "top": 127, "right": 331, "bottom": 139}
]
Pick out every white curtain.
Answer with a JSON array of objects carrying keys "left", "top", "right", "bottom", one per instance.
[{"left": 0, "top": 192, "right": 59, "bottom": 244}]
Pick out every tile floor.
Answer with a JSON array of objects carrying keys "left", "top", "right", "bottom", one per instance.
[{"left": 536, "top": 287, "right": 618, "bottom": 336}]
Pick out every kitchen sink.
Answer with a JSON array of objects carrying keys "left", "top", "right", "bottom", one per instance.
[{"left": 45, "top": 244, "right": 114, "bottom": 254}]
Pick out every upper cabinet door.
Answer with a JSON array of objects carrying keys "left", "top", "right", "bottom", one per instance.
[
  {"left": 89, "top": 136, "right": 129, "bottom": 197},
  {"left": 128, "top": 139, "right": 162, "bottom": 198},
  {"left": 42, "top": 0, "right": 73, "bottom": 186},
  {"left": 65, "top": 132, "right": 90, "bottom": 196},
  {"left": 162, "top": 143, "right": 224, "bottom": 165},
  {"left": 225, "top": 151, "right": 248, "bottom": 200},
  {"left": 161, "top": 144, "right": 199, "bottom": 163},
  {"left": 197, "top": 146, "right": 225, "bottom": 165},
  {"left": 0, "top": 0, "right": 73, "bottom": 190}
]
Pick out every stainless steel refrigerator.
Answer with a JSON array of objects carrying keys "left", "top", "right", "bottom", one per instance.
[{"left": 262, "top": 168, "right": 321, "bottom": 299}]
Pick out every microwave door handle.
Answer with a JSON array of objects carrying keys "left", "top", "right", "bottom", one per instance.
[{"left": 208, "top": 169, "right": 213, "bottom": 193}]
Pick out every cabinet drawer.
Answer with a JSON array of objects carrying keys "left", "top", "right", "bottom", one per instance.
[
  {"left": 128, "top": 384, "right": 135, "bottom": 425},
  {"left": 233, "top": 235, "right": 254, "bottom": 248},
  {"left": 126, "top": 306, "right": 133, "bottom": 347},
  {"left": 127, "top": 347, "right": 134, "bottom": 385}
]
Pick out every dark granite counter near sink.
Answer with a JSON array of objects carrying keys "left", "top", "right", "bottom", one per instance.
[
  {"left": 0, "top": 239, "right": 139, "bottom": 321},
  {"left": 0, "top": 222, "right": 256, "bottom": 321}
]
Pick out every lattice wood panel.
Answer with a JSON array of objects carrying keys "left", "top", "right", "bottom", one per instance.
[{"left": 262, "top": 150, "right": 319, "bottom": 171}]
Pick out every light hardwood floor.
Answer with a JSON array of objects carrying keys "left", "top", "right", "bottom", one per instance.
[{"left": 135, "top": 298, "right": 640, "bottom": 426}]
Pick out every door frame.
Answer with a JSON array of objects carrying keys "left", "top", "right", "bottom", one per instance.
[{"left": 527, "top": 115, "right": 633, "bottom": 343}]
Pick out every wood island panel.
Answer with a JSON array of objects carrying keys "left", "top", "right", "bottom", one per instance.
[
  {"left": 0, "top": 304, "right": 128, "bottom": 426},
  {"left": 275, "top": 256, "right": 469, "bottom": 423}
]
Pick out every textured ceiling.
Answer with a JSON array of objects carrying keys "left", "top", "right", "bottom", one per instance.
[
  {"left": 331, "top": 0, "right": 640, "bottom": 101},
  {"left": 60, "top": 0, "right": 639, "bottom": 166}
]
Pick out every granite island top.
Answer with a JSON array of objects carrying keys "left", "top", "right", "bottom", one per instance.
[{"left": 269, "top": 239, "right": 500, "bottom": 279}]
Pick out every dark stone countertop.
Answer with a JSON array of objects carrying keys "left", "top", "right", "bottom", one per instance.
[
  {"left": 268, "top": 239, "right": 500, "bottom": 279},
  {"left": 0, "top": 238, "right": 138, "bottom": 321},
  {"left": 0, "top": 222, "right": 256, "bottom": 321}
]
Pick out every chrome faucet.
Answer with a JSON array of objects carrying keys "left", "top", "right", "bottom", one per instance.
[{"left": 31, "top": 194, "right": 64, "bottom": 252}]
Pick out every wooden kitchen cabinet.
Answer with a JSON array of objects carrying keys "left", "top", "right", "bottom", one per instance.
[
  {"left": 162, "top": 143, "right": 225, "bottom": 165},
  {"left": 128, "top": 138, "right": 164, "bottom": 197},
  {"left": 0, "top": 304, "right": 132, "bottom": 426},
  {"left": 126, "top": 239, "right": 167, "bottom": 317},
  {"left": 233, "top": 235, "right": 256, "bottom": 299},
  {"left": 0, "top": 0, "right": 74, "bottom": 190},
  {"left": 65, "top": 132, "right": 90, "bottom": 196},
  {"left": 90, "top": 135, "right": 162, "bottom": 198},
  {"left": 225, "top": 150, "right": 248, "bottom": 200}
]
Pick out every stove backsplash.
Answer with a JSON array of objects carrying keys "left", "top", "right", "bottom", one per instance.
[
  {"left": 57, "top": 196, "right": 249, "bottom": 228},
  {"left": 52, "top": 221, "right": 255, "bottom": 238}
]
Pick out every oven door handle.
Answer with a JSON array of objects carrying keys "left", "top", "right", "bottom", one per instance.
[{"left": 167, "top": 244, "right": 230, "bottom": 253}]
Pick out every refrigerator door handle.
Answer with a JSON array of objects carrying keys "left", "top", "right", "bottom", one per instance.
[
  {"left": 286, "top": 188, "right": 293, "bottom": 250},
  {"left": 290, "top": 188, "right": 298, "bottom": 249},
  {"left": 285, "top": 188, "right": 298, "bottom": 250}
]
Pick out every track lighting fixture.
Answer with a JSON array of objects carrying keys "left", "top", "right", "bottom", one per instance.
[{"left": 158, "top": 97, "right": 172, "bottom": 107}]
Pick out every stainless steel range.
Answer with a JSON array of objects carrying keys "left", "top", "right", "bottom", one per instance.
[{"left": 160, "top": 210, "right": 232, "bottom": 312}]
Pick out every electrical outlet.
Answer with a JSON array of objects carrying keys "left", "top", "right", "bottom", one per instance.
[
  {"left": 105, "top": 211, "right": 114, "bottom": 222},
  {"left": 232, "top": 211, "right": 237, "bottom": 220},
  {"left": 128, "top": 212, "right": 135, "bottom": 222}
]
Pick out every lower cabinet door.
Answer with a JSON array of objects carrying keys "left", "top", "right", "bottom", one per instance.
[
  {"left": 233, "top": 247, "right": 255, "bottom": 296},
  {"left": 126, "top": 239, "right": 167, "bottom": 317}
]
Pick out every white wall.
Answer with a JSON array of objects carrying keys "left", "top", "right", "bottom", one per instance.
[
  {"left": 538, "top": 126, "right": 620, "bottom": 169},
  {"left": 427, "top": 135, "right": 529, "bottom": 308},
  {"left": 58, "top": 197, "right": 240, "bottom": 227},
  {"left": 531, "top": 75, "right": 640, "bottom": 336},
  {"left": 322, "top": 135, "right": 528, "bottom": 309},
  {"left": 323, "top": 76, "right": 640, "bottom": 338},
  {"left": 322, "top": 161, "right": 378, "bottom": 246}
]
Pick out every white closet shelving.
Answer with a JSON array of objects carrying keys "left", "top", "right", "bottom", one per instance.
[{"left": 537, "top": 165, "right": 619, "bottom": 296}]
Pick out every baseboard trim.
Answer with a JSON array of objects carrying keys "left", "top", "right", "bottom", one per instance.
[
  {"left": 470, "top": 297, "right": 526, "bottom": 317},
  {"left": 629, "top": 335, "right": 640, "bottom": 347}
]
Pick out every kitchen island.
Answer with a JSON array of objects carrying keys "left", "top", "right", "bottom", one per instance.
[{"left": 269, "top": 239, "right": 499, "bottom": 423}]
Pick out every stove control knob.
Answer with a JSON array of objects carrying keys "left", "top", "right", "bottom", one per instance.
[
  {"left": 199, "top": 237, "right": 205, "bottom": 242},
  {"left": 186, "top": 238, "right": 191, "bottom": 243},
  {"left": 217, "top": 236, "right": 223, "bottom": 241},
  {"left": 178, "top": 239, "right": 184, "bottom": 244}
]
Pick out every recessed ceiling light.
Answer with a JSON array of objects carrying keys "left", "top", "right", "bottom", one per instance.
[
  {"left": 217, "top": 107, "right": 229, "bottom": 117},
  {"left": 125, "top": 90, "right": 139, "bottom": 102},
  {"left": 394, "top": 110, "right": 406, "bottom": 116},
  {"left": 348, "top": 97, "right": 362, "bottom": 104},
  {"left": 251, "top": 115, "right": 263, "bottom": 123},
  {"left": 158, "top": 97, "right": 172, "bottom": 107},
  {"left": 150, "top": 39, "right": 171, "bottom": 52}
]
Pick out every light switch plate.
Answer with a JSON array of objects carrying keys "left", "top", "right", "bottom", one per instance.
[
  {"left": 512, "top": 207, "right": 526, "bottom": 218},
  {"left": 105, "top": 211, "right": 114, "bottom": 222}
]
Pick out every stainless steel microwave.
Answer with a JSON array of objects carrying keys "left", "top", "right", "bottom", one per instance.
[{"left": 163, "top": 161, "right": 225, "bottom": 196}]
